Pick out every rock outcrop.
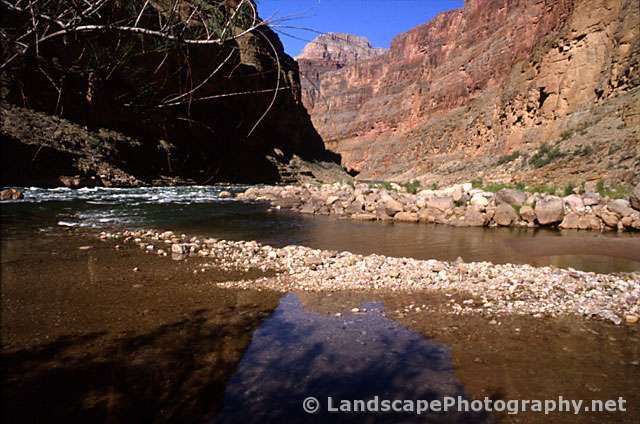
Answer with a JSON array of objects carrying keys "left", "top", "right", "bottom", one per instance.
[
  {"left": 0, "top": 188, "right": 23, "bottom": 200},
  {"left": 299, "top": 0, "right": 640, "bottom": 187},
  {"left": 297, "top": 33, "right": 386, "bottom": 110},
  {"left": 631, "top": 184, "right": 640, "bottom": 211},
  {"left": 239, "top": 182, "right": 640, "bottom": 232},
  {"left": 0, "top": 0, "right": 343, "bottom": 187}
]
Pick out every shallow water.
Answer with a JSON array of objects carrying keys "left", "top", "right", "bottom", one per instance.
[
  {"left": 2, "top": 186, "right": 640, "bottom": 273},
  {"left": 1, "top": 225, "right": 638, "bottom": 423},
  {"left": 216, "top": 293, "right": 485, "bottom": 423}
]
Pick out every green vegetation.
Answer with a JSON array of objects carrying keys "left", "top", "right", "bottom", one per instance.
[
  {"left": 496, "top": 151, "right": 521, "bottom": 165},
  {"left": 572, "top": 144, "right": 594, "bottom": 157},
  {"left": 563, "top": 183, "right": 576, "bottom": 196},
  {"left": 529, "top": 143, "right": 566, "bottom": 168},
  {"left": 471, "top": 178, "right": 484, "bottom": 189},
  {"left": 403, "top": 180, "right": 421, "bottom": 194},
  {"left": 596, "top": 180, "right": 630, "bottom": 199},
  {"left": 560, "top": 130, "right": 574, "bottom": 141},
  {"left": 380, "top": 181, "right": 394, "bottom": 191},
  {"left": 430, "top": 182, "right": 439, "bottom": 190},
  {"left": 472, "top": 179, "right": 513, "bottom": 192},
  {"left": 608, "top": 143, "right": 620, "bottom": 155},
  {"left": 482, "top": 182, "right": 513, "bottom": 193},
  {"left": 368, "top": 181, "right": 396, "bottom": 191},
  {"left": 454, "top": 200, "right": 465, "bottom": 208},
  {"left": 526, "top": 184, "right": 558, "bottom": 195},
  {"left": 471, "top": 178, "right": 563, "bottom": 196}
]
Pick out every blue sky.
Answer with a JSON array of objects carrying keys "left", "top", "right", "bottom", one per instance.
[{"left": 258, "top": 0, "right": 464, "bottom": 56}]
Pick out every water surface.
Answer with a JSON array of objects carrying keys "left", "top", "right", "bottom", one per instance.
[
  {"left": 2, "top": 186, "right": 639, "bottom": 273},
  {"left": 2, "top": 213, "right": 638, "bottom": 423},
  {"left": 216, "top": 293, "right": 486, "bottom": 423}
]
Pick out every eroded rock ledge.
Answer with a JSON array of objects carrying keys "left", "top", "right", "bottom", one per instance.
[
  {"left": 97, "top": 229, "right": 639, "bottom": 325},
  {"left": 238, "top": 182, "right": 640, "bottom": 232}
]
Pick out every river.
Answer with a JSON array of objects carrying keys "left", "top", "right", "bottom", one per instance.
[{"left": 1, "top": 186, "right": 639, "bottom": 423}]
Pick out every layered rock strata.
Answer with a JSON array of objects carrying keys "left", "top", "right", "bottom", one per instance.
[{"left": 299, "top": 0, "right": 640, "bottom": 186}]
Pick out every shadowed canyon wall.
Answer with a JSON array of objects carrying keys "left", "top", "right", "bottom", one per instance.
[{"left": 1, "top": 0, "right": 341, "bottom": 187}]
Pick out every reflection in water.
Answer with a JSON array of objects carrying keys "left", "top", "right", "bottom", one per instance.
[{"left": 216, "top": 294, "right": 487, "bottom": 423}]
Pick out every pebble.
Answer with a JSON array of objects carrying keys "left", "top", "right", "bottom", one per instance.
[{"left": 102, "top": 228, "right": 640, "bottom": 325}]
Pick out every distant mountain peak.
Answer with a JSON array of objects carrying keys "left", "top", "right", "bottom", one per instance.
[{"left": 296, "top": 32, "right": 386, "bottom": 62}]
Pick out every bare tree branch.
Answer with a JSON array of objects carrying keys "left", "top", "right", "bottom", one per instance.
[
  {"left": 2, "top": 0, "right": 297, "bottom": 142},
  {"left": 162, "top": 48, "right": 236, "bottom": 105},
  {"left": 247, "top": 27, "right": 282, "bottom": 137}
]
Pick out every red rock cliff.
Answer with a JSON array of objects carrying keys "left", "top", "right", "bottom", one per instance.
[
  {"left": 300, "top": 0, "right": 640, "bottom": 186},
  {"left": 298, "top": 33, "right": 386, "bottom": 110}
]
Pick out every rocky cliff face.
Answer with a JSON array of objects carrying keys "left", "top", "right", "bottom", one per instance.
[
  {"left": 301, "top": 0, "right": 640, "bottom": 187},
  {"left": 297, "top": 33, "right": 386, "bottom": 110},
  {"left": 0, "top": 0, "right": 344, "bottom": 187}
]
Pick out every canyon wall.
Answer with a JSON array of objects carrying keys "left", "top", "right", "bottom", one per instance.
[
  {"left": 297, "top": 33, "right": 386, "bottom": 110},
  {"left": 0, "top": 0, "right": 343, "bottom": 187},
  {"left": 300, "top": 0, "right": 640, "bottom": 187}
]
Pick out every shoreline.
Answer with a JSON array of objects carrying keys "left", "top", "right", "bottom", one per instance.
[
  {"left": 237, "top": 182, "right": 640, "bottom": 232},
  {"left": 3, "top": 229, "right": 638, "bottom": 424},
  {"left": 97, "top": 229, "right": 640, "bottom": 325}
]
